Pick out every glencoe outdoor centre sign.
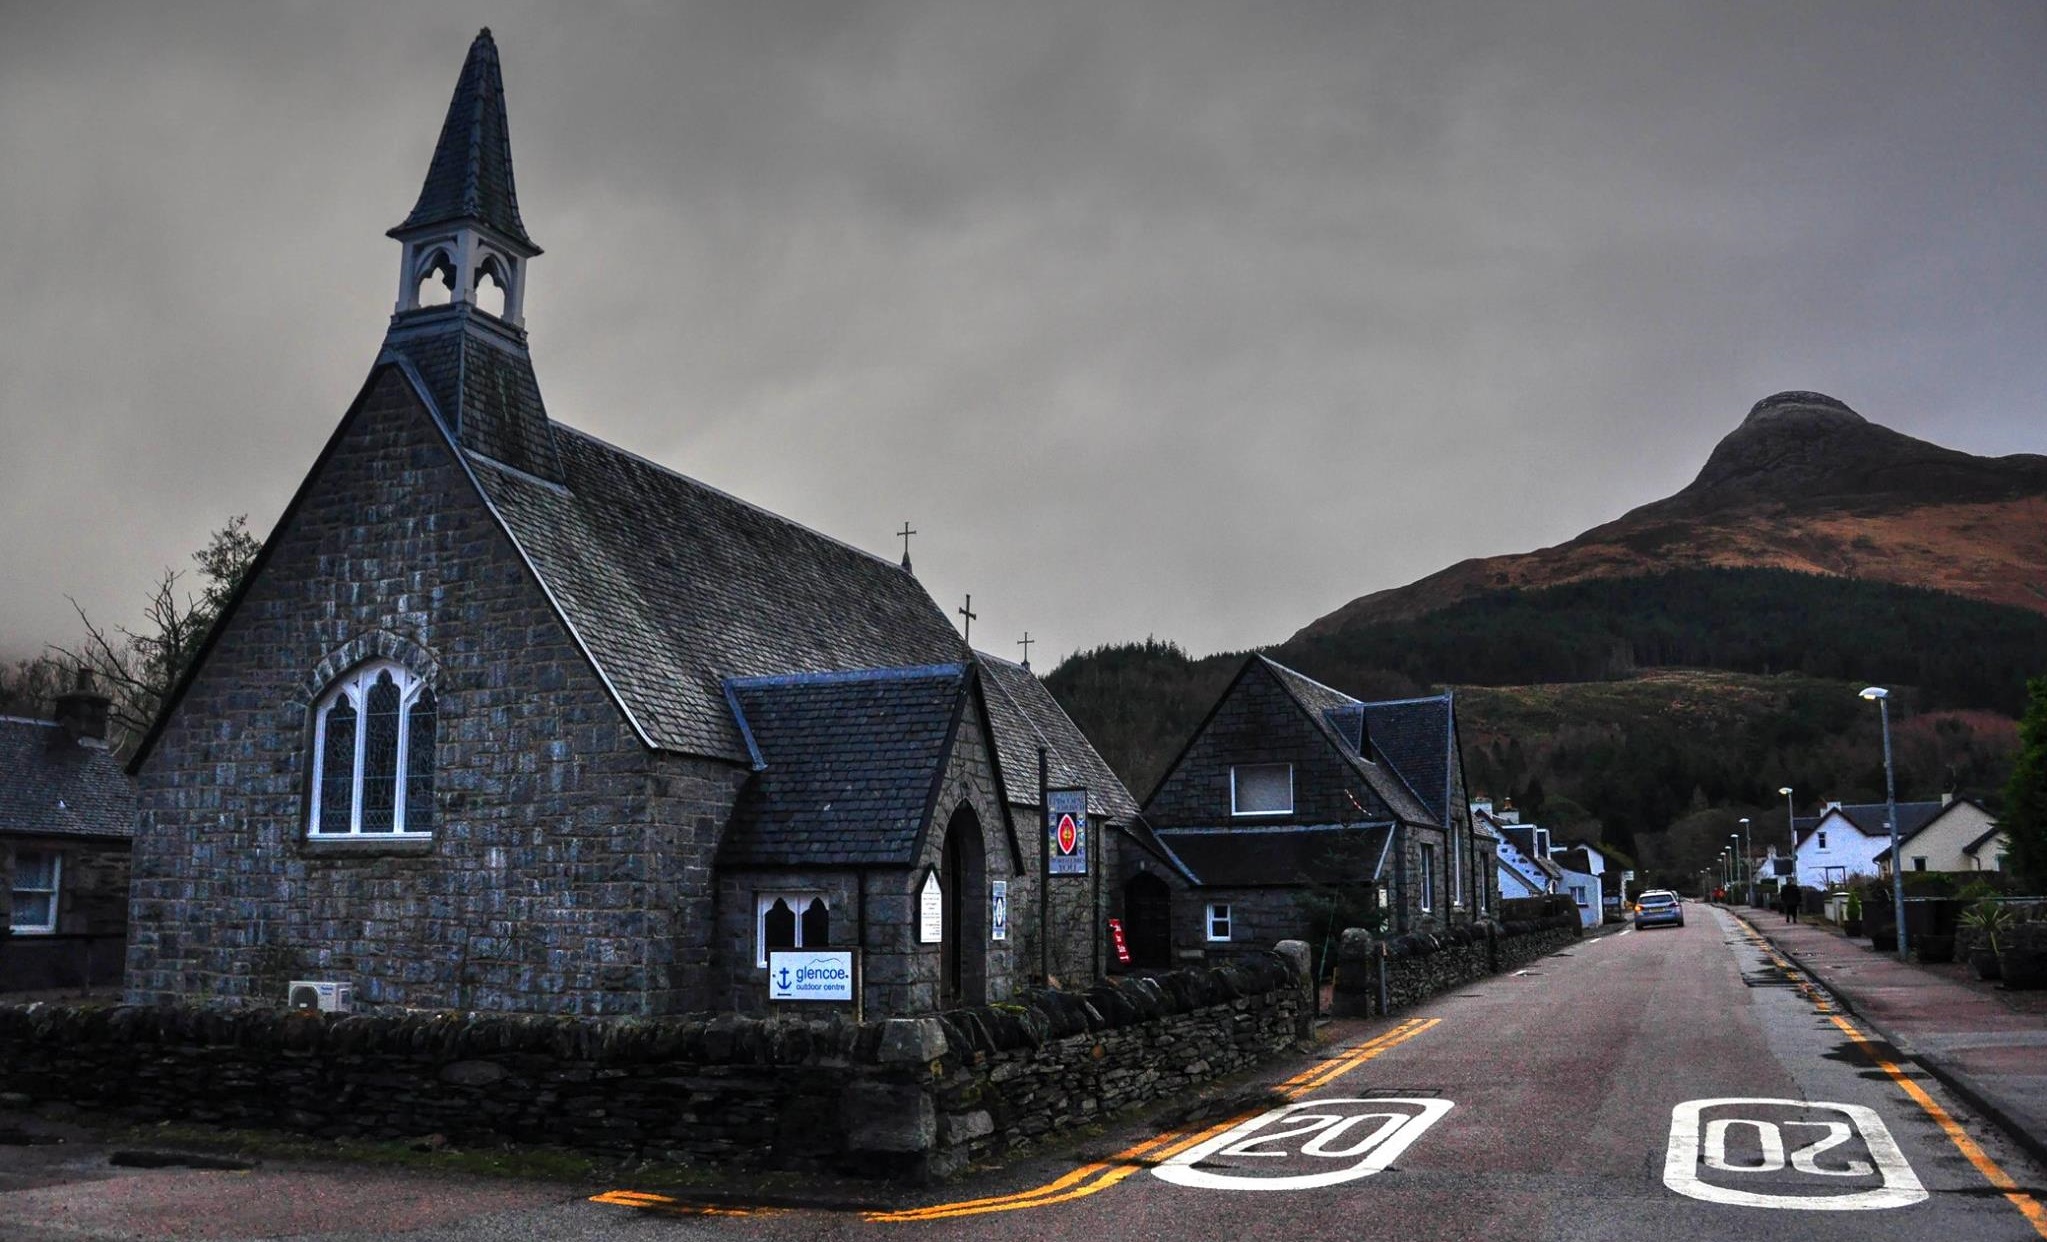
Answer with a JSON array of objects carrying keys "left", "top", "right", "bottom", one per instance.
[{"left": 768, "top": 949, "right": 857, "bottom": 1002}]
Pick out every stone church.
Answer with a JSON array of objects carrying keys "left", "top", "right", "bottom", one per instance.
[{"left": 124, "top": 30, "right": 1155, "bottom": 1018}]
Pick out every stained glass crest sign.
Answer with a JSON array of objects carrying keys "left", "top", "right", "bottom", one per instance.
[{"left": 1047, "top": 788, "right": 1088, "bottom": 875}]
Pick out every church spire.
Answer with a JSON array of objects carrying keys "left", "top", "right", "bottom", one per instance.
[
  {"left": 391, "top": 28, "right": 537, "bottom": 253},
  {"left": 378, "top": 30, "right": 563, "bottom": 484}
]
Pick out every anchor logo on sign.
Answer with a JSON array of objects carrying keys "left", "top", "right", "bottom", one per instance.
[{"left": 776, "top": 966, "right": 792, "bottom": 989}]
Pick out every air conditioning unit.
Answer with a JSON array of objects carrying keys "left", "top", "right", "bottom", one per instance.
[{"left": 287, "top": 980, "right": 353, "bottom": 1013}]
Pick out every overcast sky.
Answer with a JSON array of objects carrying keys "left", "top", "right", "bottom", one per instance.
[{"left": 3, "top": 1, "right": 2044, "bottom": 671}]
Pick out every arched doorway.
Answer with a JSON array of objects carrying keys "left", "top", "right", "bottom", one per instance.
[
  {"left": 1123, "top": 872, "right": 1173, "bottom": 969},
  {"left": 940, "top": 805, "right": 987, "bottom": 1007}
]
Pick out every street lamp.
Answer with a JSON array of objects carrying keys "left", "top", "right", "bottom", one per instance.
[
  {"left": 1778, "top": 785, "right": 1797, "bottom": 890},
  {"left": 1860, "top": 686, "right": 1908, "bottom": 962},
  {"left": 1729, "top": 833, "right": 1743, "bottom": 906},
  {"left": 1739, "top": 817, "right": 1753, "bottom": 906}
]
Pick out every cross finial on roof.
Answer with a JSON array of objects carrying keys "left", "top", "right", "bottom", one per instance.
[
  {"left": 957, "top": 594, "right": 977, "bottom": 644},
  {"left": 898, "top": 521, "right": 916, "bottom": 572},
  {"left": 1017, "top": 631, "right": 1034, "bottom": 670}
]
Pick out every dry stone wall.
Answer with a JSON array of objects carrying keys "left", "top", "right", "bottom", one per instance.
[
  {"left": 1329, "top": 912, "right": 1581, "bottom": 1018},
  {"left": 0, "top": 953, "right": 1306, "bottom": 1183}
]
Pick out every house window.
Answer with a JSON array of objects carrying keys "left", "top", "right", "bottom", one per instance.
[
  {"left": 308, "top": 662, "right": 436, "bottom": 837},
  {"left": 8, "top": 850, "right": 59, "bottom": 934},
  {"left": 1230, "top": 764, "right": 1293, "bottom": 816},
  {"left": 1911, "top": 857, "right": 1927, "bottom": 872},
  {"left": 1571, "top": 884, "right": 1588, "bottom": 906},
  {"left": 1817, "top": 831, "right": 1827, "bottom": 849},
  {"left": 756, "top": 893, "right": 831, "bottom": 967},
  {"left": 1205, "top": 902, "right": 1233, "bottom": 942},
  {"left": 1418, "top": 844, "right": 1436, "bottom": 912}
]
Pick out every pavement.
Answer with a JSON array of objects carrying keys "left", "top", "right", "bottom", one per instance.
[{"left": 1735, "top": 905, "right": 2047, "bottom": 1170}]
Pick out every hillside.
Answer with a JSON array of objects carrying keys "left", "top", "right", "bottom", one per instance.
[{"left": 1302, "top": 392, "right": 2047, "bottom": 634}]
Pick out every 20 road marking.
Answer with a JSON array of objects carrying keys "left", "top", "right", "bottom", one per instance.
[{"left": 1738, "top": 917, "right": 2047, "bottom": 1238}]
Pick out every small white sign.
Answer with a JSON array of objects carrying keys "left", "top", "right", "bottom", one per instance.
[
  {"left": 990, "top": 880, "right": 1008, "bottom": 941},
  {"left": 1662, "top": 1098, "right": 1926, "bottom": 1210},
  {"left": 919, "top": 870, "right": 944, "bottom": 944},
  {"left": 767, "top": 950, "right": 855, "bottom": 1002},
  {"left": 1152, "top": 1098, "right": 1453, "bottom": 1191}
]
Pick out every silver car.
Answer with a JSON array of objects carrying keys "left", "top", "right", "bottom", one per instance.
[{"left": 1634, "top": 891, "right": 1684, "bottom": 929}]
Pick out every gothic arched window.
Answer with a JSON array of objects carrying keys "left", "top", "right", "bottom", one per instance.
[{"left": 309, "top": 662, "right": 436, "bottom": 836}]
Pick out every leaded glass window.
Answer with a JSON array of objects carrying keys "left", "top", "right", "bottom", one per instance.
[
  {"left": 756, "top": 892, "right": 830, "bottom": 966},
  {"left": 308, "top": 662, "right": 437, "bottom": 836}
]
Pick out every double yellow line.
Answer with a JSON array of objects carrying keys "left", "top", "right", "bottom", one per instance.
[
  {"left": 586, "top": 1189, "right": 778, "bottom": 1218},
  {"left": 1746, "top": 926, "right": 2047, "bottom": 1240},
  {"left": 863, "top": 1017, "right": 1440, "bottom": 1223}
]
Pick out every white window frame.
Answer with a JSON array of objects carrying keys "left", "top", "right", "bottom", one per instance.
[
  {"left": 1229, "top": 763, "right": 1293, "bottom": 817},
  {"left": 9, "top": 849, "right": 59, "bottom": 935},
  {"left": 308, "top": 661, "right": 436, "bottom": 838},
  {"left": 756, "top": 891, "right": 830, "bottom": 967},
  {"left": 1418, "top": 843, "right": 1436, "bottom": 913},
  {"left": 1205, "top": 902, "right": 1233, "bottom": 942},
  {"left": 1817, "top": 831, "right": 1827, "bottom": 849}
]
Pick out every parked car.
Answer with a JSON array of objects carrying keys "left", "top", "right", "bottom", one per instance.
[{"left": 1634, "top": 892, "right": 1684, "bottom": 929}]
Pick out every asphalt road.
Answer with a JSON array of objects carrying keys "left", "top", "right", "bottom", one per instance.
[{"left": 5, "top": 905, "right": 2044, "bottom": 1240}]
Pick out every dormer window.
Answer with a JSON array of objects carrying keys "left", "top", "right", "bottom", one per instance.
[
  {"left": 1231, "top": 763, "right": 1293, "bottom": 816},
  {"left": 309, "top": 662, "right": 437, "bottom": 837}
]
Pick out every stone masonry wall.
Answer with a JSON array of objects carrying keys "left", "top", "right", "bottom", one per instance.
[
  {"left": 128, "top": 370, "right": 687, "bottom": 1016},
  {"left": 1329, "top": 915, "right": 1581, "bottom": 1018},
  {"left": 0, "top": 954, "right": 1306, "bottom": 1183}
]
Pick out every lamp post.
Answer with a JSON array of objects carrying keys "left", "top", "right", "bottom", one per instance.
[
  {"left": 1729, "top": 833, "right": 1743, "bottom": 906},
  {"left": 1739, "top": 817, "right": 1753, "bottom": 906},
  {"left": 1860, "top": 687, "right": 1908, "bottom": 962},
  {"left": 1778, "top": 785, "right": 1797, "bottom": 890}
]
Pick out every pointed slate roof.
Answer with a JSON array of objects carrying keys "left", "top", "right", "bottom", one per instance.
[
  {"left": 381, "top": 309, "right": 562, "bottom": 482},
  {"left": 0, "top": 718, "right": 137, "bottom": 841},
  {"left": 467, "top": 417, "right": 969, "bottom": 761},
  {"left": 1357, "top": 695, "right": 1456, "bottom": 826},
  {"left": 974, "top": 652, "right": 1139, "bottom": 821},
  {"left": 1255, "top": 658, "right": 1433, "bottom": 825},
  {"left": 1156, "top": 823, "right": 1392, "bottom": 888},
  {"left": 1798, "top": 801, "right": 1945, "bottom": 845},
  {"left": 718, "top": 666, "right": 968, "bottom": 867},
  {"left": 392, "top": 29, "right": 537, "bottom": 251}
]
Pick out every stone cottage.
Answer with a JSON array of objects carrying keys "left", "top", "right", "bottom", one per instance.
[
  {"left": 1128, "top": 655, "right": 1492, "bottom": 964},
  {"left": 124, "top": 30, "right": 1145, "bottom": 1019},
  {"left": 2, "top": 682, "right": 136, "bottom": 992}
]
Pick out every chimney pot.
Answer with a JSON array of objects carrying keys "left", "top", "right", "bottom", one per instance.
[{"left": 52, "top": 670, "right": 110, "bottom": 745}]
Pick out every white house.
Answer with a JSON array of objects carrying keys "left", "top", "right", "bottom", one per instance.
[
  {"left": 1475, "top": 802, "right": 1561, "bottom": 899},
  {"left": 1873, "top": 798, "right": 2007, "bottom": 876},
  {"left": 1792, "top": 800, "right": 1944, "bottom": 889},
  {"left": 1551, "top": 846, "right": 1604, "bottom": 929}
]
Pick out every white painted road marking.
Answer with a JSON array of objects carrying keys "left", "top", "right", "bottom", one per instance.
[
  {"left": 1152, "top": 1098, "right": 1453, "bottom": 1191},
  {"left": 1618, "top": 927, "right": 1634, "bottom": 936},
  {"left": 1663, "top": 1098, "right": 1927, "bottom": 1210}
]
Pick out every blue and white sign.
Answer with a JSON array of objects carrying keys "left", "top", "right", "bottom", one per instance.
[
  {"left": 991, "top": 880, "right": 1008, "bottom": 941},
  {"left": 768, "top": 949, "right": 856, "bottom": 1002}
]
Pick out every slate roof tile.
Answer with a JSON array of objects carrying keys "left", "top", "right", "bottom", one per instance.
[
  {"left": 392, "top": 29, "right": 536, "bottom": 250},
  {"left": 718, "top": 666, "right": 965, "bottom": 867},
  {"left": 1159, "top": 824, "right": 1392, "bottom": 888},
  {"left": 0, "top": 718, "right": 137, "bottom": 841}
]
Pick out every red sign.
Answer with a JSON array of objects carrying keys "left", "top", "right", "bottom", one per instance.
[
  {"left": 1056, "top": 812, "right": 1079, "bottom": 856},
  {"left": 1108, "top": 917, "right": 1131, "bottom": 965}
]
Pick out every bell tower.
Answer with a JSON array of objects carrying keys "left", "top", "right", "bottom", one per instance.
[{"left": 378, "top": 29, "right": 563, "bottom": 483}]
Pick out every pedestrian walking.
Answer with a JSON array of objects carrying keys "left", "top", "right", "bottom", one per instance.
[{"left": 1781, "top": 881, "right": 1801, "bottom": 924}]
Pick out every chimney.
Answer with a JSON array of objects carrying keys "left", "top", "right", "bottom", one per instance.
[{"left": 52, "top": 668, "right": 110, "bottom": 746}]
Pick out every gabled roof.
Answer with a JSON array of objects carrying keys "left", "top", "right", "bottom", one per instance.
[
  {"left": 0, "top": 718, "right": 137, "bottom": 841},
  {"left": 717, "top": 665, "right": 968, "bottom": 867},
  {"left": 974, "top": 653, "right": 1138, "bottom": 821},
  {"left": 1799, "top": 801, "right": 1945, "bottom": 845},
  {"left": 391, "top": 29, "right": 537, "bottom": 251},
  {"left": 1156, "top": 823, "right": 1393, "bottom": 888},
  {"left": 1964, "top": 823, "right": 2008, "bottom": 855},
  {"left": 470, "top": 419, "right": 970, "bottom": 762},
  {"left": 1552, "top": 846, "right": 1598, "bottom": 878},
  {"left": 1253, "top": 658, "right": 1433, "bottom": 825},
  {"left": 1356, "top": 694, "right": 1457, "bottom": 825},
  {"left": 1870, "top": 797, "right": 1996, "bottom": 864}
]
